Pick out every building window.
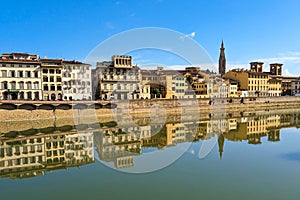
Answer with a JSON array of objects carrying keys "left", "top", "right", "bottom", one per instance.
[
  {"left": 19, "top": 92, "right": 24, "bottom": 99},
  {"left": 57, "top": 85, "right": 62, "bottom": 91},
  {"left": 10, "top": 70, "right": 16, "bottom": 77},
  {"left": 27, "top": 92, "right": 32, "bottom": 100},
  {"left": 43, "top": 69, "right": 48, "bottom": 73},
  {"left": 34, "top": 71, "right": 39, "bottom": 78},
  {"left": 50, "top": 84, "right": 55, "bottom": 91},
  {"left": 26, "top": 71, "right": 31, "bottom": 78},
  {"left": 50, "top": 76, "right": 54, "bottom": 82},
  {"left": 10, "top": 81, "right": 16, "bottom": 89},
  {"left": 57, "top": 77, "right": 61, "bottom": 82},
  {"left": 34, "top": 82, "right": 39, "bottom": 89},
  {"left": 34, "top": 92, "right": 39, "bottom": 100},
  {"left": 49, "top": 69, "right": 55, "bottom": 74},
  {"left": 18, "top": 71, "right": 23, "bottom": 78},
  {"left": 27, "top": 82, "right": 32, "bottom": 89},
  {"left": 19, "top": 82, "right": 24, "bottom": 89},
  {"left": 43, "top": 76, "right": 48, "bottom": 82},
  {"left": 2, "top": 81, "right": 8, "bottom": 89},
  {"left": 56, "top": 69, "right": 61, "bottom": 74},
  {"left": 1, "top": 70, "right": 7, "bottom": 78}
]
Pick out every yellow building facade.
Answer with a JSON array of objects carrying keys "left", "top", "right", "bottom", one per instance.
[
  {"left": 224, "top": 69, "right": 269, "bottom": 97},
  {"left": 268, "top": 78, "right": 282, "bottom": 97}
]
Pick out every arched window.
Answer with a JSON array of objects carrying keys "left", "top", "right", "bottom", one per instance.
[
  {"left": 34, "top": 82, "right": 39, "bottom": 89},
  {"left": 26, "top": 81, "right": 32, "bottom": 89},
  {"left": 2, "top": 81, "right": 8, "bottom": 89},
  {"left": 10, "top": 81, "right": 16, "bottom": 89},
  {"left": 27, "top": 91, "right": 32, "bottom": 100},
  {"left": 18, "top": 81, "right": 24, "bottom": 89},
  {"left": 19, "top": 92, "right": 24, "bottom": 100}
]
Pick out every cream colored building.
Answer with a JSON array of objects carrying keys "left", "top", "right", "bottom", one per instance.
[
  {"left": 227, "top": 80, "right": 238, "bottom": 98},
  {"left": 96, "top": 55, "right": 141, "bottom": 100},
  {"left": 0, "top": 53, "right": 42, "bottom": 100},
  {"left": 40, "top": 59, "right": 63, "bottom": 100},
  {"left": 141, "top": 67, "right": 190, "bottom": 99},
  {"left": 162, "top": 72, "right": 187, "bottom": 99},
  {"left": 140, "top": 84, "right": 151, "bottom": 99},
  {"left": 62, "top": 61, "right": 92, "bottom": 100},
  {"left": 205, "top": 77, "right": 228, "bottom": 98}
]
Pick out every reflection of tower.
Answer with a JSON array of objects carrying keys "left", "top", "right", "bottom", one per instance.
[
  {"left": 268, "top": 130, "right": 280, "bottom": 142},
  {"left": 218, "top": 40, "right": 226, "bottom": 76},
  {"left": 218, "top": 134, "right": 224, "bottom": 159}
]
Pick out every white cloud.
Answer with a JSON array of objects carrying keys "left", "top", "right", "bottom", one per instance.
[
  {"left": 225, "top": 52, "right": 300, "bottom": 76},
  {"left": 187, "top": 32, "right": 196, "bottom": 38},
  {"left": 250, "top": 51, "right": 300, "bottom": 66},
  {"left": 283, "top": 69, "right": 293, "bottom": 76},
  {"left": 180, "top": 31, "right": 196, "bottom": 41}
]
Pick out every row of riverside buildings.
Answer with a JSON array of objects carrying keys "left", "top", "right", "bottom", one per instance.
[
  {"left": 0, "top": 53, "right": 92, "bottom": 101},
  {"left": 93, "top": 43, "right": 300, "bottom": 100},
  {"left": 1, "top": 42, "right": 300, "bottom": 101}
]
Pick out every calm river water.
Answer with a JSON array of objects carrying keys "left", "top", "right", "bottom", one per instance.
[{"left": 1, "top": 111, "right": 300, "bottom": 200}]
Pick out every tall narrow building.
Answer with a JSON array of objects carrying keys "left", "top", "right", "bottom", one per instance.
[{"left": 218, "top": 40, "right": 226, "bottom": 76}]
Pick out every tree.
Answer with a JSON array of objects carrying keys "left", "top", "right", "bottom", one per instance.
[{"left": 186, "top": 75, "right": 193, "bottom": 85}]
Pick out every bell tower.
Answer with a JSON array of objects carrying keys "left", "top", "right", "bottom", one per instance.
[{"left": 219, "top": 40, "right": 226, "bottom": 76}]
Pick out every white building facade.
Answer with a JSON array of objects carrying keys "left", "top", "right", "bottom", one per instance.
[
  {"left": 62, "top": 61, "right": 92, "bottom": 100},
  {"left": 0, "top": 53, "right": 42, "bottom": 100},
  {"left": 96, "top": 55, "right": 141, "bottom": 100}
]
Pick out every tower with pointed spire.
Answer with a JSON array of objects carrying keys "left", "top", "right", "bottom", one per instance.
[
  {"left": 219, "top": 40, "right": 226, "bottom": 76},
  {"left": 218, "top": 134, "right": 224, "bottom": 159}
]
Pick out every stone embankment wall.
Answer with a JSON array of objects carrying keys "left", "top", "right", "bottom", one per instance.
[{"left": 0, "top": 97, "right": 299, "bottom": 123}]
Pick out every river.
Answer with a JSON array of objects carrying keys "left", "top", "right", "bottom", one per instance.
[{"left": 1, "top": 111, "right": 300, "bottom": 200}]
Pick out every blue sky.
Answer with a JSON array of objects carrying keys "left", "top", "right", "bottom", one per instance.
[{"left": 0, "top": 0, "right": 300, "bottom": 75}]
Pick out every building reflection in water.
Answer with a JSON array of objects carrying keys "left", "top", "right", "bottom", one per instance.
[
  {"left": 0, "top": 130, "right": 94, "bottom": 179},
  {"left": 1, "top": 111, "right": 300, "bottom": 179}
]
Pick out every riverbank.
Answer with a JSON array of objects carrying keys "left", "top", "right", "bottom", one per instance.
[{"left": 0, "top": 96, "right": 300, "bottom": 122}]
